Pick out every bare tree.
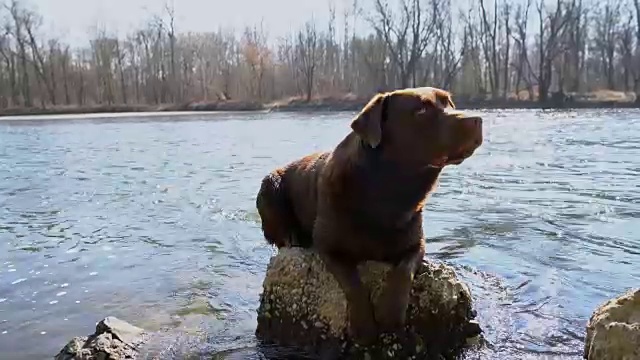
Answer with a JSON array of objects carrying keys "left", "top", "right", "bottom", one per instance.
[
  {"left": 60, "top": 44, "right": 71, "bottom": 105},
  {"left": 114, "top": 39, "right": 127, "bottom": 104},
  {"left": 7, "top": 0, "right": 31, "bottom": 107},
  {"left": 432, "top": 0, "right": 464, "bottom": 89},
  {"left": 633, "top": 0, "right": 640, "bottom": 101},
  {"left": 478, "top": 0, "right": 500, "bottom": 98},
  {"left": 369, "top": 0, "right": 439, "bottom": 88},
  {"left": 296, "top": 21, "right": 319, "bottom": 101},
  {"left": 592, "top": 0, "right": 622, "bottom": 89},
  {"left": 502, "top": 1, "right": 512, "bottom": 98},
  {"left": 241, "top": 24, "right": 271, "bottom": 101},
  {"left": 511, "top": 0, "right": 534, "bottom": 99},
  {"left": 563, "top": 0, "right": 588, "bottom": 93},
  {"left": 24, "top": 12, "right": 56, "bottom": 106},
  {"left": 354, "top": 34, "right": 389, "bottom": 91},
  {"left": 151, "top": 2, "right": 177, "bottom": 102},
  {"left": 0, "top": 26, "right": 18, "bottom": 106},
  {"left": 529, "top": 0, "right": 575, "bottom": 102}
]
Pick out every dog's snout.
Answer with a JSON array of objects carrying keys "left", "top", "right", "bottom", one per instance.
[
  {"left": 462, "top": 116, "right": 482, "bottom": 130},
  {"left": 459, "top": 116, "right": 483, "bottom": 147},
  {"left": 471, "top": 117, "right": 483, "bottom": 146},
  {"left": 469, "top": 117, "right": 482, "bottom": 128}
]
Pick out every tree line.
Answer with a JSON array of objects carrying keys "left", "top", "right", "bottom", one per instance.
[{"left": 1, "top": 0, "right": 639, "bottom": 110}]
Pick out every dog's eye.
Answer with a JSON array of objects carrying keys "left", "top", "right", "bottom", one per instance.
[{"left": 415, "top": 108, "right": 428, "bottom": 116}]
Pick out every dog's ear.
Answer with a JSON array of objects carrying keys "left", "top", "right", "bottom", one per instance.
[
  {"left": 351, "top": 93, "right": 387, "bottom": 148},
  {"left": 431, "top": 89, "right": 455, "bottom": 109},
  {"left": 439, "top": 91, "right": 456, "bottom": 109}
]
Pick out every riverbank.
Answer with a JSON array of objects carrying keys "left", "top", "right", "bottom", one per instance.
[{"left": 1, "top": 93, "right": 639, "bottom": 117}]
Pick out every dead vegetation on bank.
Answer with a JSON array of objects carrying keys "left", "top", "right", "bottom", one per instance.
[{"left": 2, "top": 90, "right": 638, "bottom": 117}]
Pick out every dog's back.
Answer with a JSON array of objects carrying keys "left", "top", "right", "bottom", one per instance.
[{"left": 256, "top": 151, "right": 330, "bottom": 248}]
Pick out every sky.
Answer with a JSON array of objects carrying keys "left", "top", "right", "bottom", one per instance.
[
  {"left": 28, "top": 0, "right": 354, "bottom": 46},
  {"left": 25, "top": 0, "right": 542, "bottom": 47}
]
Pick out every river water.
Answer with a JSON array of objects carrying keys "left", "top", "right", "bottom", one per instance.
[{"left": 0, "top": 110, "right": 638, "bottom": 359}]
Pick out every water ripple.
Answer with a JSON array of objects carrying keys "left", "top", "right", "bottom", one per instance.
[{"left": 0, "top": 110, "right": 638, "bottom": 359}]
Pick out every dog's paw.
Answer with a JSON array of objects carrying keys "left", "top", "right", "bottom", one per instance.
[
  {"left": 376, "top": 291, "right": 409, "bottom": 333},
  {"left": 348, "top": 305, "right": 378, "bottom": 346}
]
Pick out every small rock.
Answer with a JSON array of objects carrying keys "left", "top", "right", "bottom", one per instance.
[
  {"left": 466, "top": 335, "right": 482, "bottom": 346},
  {"left": 466, "top": 319, "right": 482, "bottom": 337},
  {"left": 584, "top": 288, "right": 640, "bottom": 360},
  {"left": 97, "top": 316, "right": 145, "bottom": 346},
  {"left": 54, "top": 317, "right": 146, "bottom": 360},
  {"left": 55, "top": 336, "right": 87, "bottom": 359}
]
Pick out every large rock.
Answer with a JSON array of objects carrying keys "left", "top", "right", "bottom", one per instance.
[
  {"left": 255, "top": 248, "right": 482, "bottom": 359},
  {"left": 584, "top": 288, "right": 640, "bottom": 360},
  {"left": 55, "top": 317, "right": 147, "bottom": 360}
]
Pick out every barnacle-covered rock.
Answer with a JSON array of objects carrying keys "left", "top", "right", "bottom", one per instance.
[
  {"left": 584, "top": 288, "right": 640, "bottom": 360},
  {"left": 255, "top": 247, "right": 482, "bottom": 359},
  {"left": 55, "top": 317, "right": 146, "bottom": 360}
]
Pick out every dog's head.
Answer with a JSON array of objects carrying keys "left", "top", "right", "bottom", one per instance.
[{"left": 350, "top": 87, "right": 483, "bottom": 168}]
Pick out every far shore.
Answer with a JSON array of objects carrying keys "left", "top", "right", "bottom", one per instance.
[{"left": 1, "top": 96, "right": 639, "bottom": 118}]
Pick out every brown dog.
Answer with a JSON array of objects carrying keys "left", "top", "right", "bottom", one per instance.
[{"left": 256, "top": 87, "right": 483, "bottom": 345}]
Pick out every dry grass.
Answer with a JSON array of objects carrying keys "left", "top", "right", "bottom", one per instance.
[
  {"left": 574, "top": 90, "right": 636, "bottom": 102},
  {"left": 1, "top": 89, "right": 638, "bottom": 117},
  {"left": 507, "top": 88, "right": 636, "bottom": 102},
  {"left": 267, "top": 93, "right": 368, "bottom": 111}
]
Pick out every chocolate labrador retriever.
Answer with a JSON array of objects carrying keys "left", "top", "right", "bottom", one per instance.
[{"left": 256, "top": 87, "right": 483, "bottom": 345}]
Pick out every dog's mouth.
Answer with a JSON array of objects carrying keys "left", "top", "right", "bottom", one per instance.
[
  {"left": 428, "top": 147, "right": 477, "bottom": 168},
  {"left": 450, "top": 142, "right": 481, "bottom": 163},
  {"left": 446, "top": 155, "right": 468, "bottom": 165}
]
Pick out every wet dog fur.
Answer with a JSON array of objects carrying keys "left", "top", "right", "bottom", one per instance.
[{"left": 256, "top": 86, "right": 483, "bottom": 345}]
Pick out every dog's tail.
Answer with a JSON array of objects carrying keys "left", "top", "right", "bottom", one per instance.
[{"left": 256, "top": 170, "right": 311, "bottom": 248}]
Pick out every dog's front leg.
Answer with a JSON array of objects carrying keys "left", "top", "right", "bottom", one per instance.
[
  {"left": 318, "top": 251, "right": 378, "bottom": 345},
  {"left": 376, "top": 241, "right": 425, "bottom": 333}
]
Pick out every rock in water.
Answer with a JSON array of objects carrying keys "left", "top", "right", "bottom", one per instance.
[
  {"left": 255, "top": 248, "right": 482, "bottom": 359},
  {"left": 584, "top": 288, "right": 640, "bottom": 360},
  {"left": 55, "top": 316, "right": 146, "bottom": 360}
]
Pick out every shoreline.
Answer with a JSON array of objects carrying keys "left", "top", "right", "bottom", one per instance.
[{"left": 1, "top": 98, "right": 639, "bottom": 119}]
